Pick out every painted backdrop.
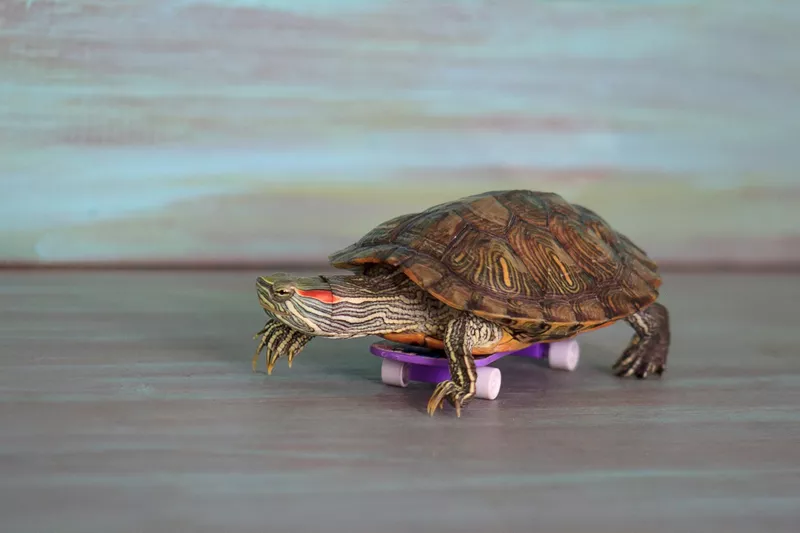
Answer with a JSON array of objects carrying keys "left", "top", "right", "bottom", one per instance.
[{"left": 1, "top": 0, "right": 798, "bottom": 266}]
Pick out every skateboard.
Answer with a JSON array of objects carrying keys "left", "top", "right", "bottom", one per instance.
[{"left": 370, "top": 338, "right": 580, "bottom": 400}]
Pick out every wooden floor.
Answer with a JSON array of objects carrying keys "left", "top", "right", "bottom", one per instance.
[{"left": 1, "top": 270, "right": 798, "bottom": 533}]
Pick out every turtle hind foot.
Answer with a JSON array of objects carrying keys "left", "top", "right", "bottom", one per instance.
[
  {"left": 612, "top": 338, "right": 668, "bottom": 379},
  {"left": 613, "top": 302, "right": 670, "bottom": 379}
]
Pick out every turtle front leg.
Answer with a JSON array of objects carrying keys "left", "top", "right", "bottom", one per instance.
[
  {"left": 427, "top": 314, "right": 501, "bottom": 417},
  {"left": 613, "top": 302, "right": 671, "bottom": 378},
  {"left": 252, "top": 320, "right": 312, "bottom": 374}
]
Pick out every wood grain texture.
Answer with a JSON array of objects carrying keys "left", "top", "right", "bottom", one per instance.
[
  {"left": 1, "top": 0, "right": 798, "bottom": 265},
  {"left": 1, "top": 270, "right": 799, "bottom": 533}
]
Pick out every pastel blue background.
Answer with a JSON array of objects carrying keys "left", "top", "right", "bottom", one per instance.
[{"left": 1, "top": 0, "right": 798, "bottom": 265}]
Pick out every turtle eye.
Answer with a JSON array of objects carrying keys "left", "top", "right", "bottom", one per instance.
[{"left": 272, "top": 283, "right": 295, "bottom": 299}]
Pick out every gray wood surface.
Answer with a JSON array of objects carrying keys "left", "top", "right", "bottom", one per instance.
[{"left": 1, "top": 270, "right": 798, "bottom": 533}]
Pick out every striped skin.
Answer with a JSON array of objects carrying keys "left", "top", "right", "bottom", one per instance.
[
  {"left": 254, "top": 268, "right": 510, "bottom": 415},
  {"left": 255, "top": 270, "right": 509, "bottom": 348},
  {"left": 426, "top": 313, "right": 505, "bottom": 416}
]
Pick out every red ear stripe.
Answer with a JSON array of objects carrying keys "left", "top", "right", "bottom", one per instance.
[{"left": 295, "top": 289, "right": 342, "bottom": 304}]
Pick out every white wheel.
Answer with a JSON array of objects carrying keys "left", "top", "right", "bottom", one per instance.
[
  {"left": 474, "top": 366, "right": 502, "bottom": 400},
  {"left": 381, "top": 359, "right": 410, "bottom": 387},
  {"left": 548, "top": 339, "right": 580, "bottom": 371}
]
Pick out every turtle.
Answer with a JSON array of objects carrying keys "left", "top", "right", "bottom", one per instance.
[{"left": 253, "top": 189, "right": 670, "bottom": 416}]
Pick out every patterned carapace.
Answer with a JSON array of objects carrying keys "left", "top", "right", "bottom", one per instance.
[{"left": 329, "top": 190, "right": 661, "bottom": 340}]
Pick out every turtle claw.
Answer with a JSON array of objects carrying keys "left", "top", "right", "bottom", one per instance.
[
  {"left": 252, "top": 324, "right": 278, "bottom": 372},
  {"left": 426, "top": 380, "right": 472, "bottom": 417},
  {"left": 266, "top": 349, "right": 281, "bottom": 375},
  {"left": 252, "top": 321, "right": 283, "bottom": 372}
]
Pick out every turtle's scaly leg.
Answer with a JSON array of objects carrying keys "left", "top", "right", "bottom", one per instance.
[
  {"left": 613, "top": 302, "right": 670, "bottom": 378},
  {"left": 427, "top": 314, "right": 501, "bottom": 417},
  {"left": 252, "top": 320, "right": 312, "bottom": 374}
]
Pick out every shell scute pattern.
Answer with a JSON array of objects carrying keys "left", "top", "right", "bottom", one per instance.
[
  {"left": 396, "top": 210, "right": 467, "bottom": 260},
  {"left": 328, "top": 190, "right": 660, "bottom": 331},
  {"left": 505, "top": 222, "right": 595, "bottom": 298},
  {"left": 443, "top": 229, "right": 528, "bottom": 297},
  {"left": 460, "top": 194, "right": 514, "bottom": 235}
]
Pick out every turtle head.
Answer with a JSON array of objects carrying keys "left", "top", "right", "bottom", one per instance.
[
  {"left": 256, "top": 273, "right": 344, "bottom": 337},
  {"left": 257, "top": 269, "right": 426, "bottom": 339}
]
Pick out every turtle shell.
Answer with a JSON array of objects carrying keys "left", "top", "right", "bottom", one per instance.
[{"left": 328, "top": 190, "right": 661, "bottom": 336}]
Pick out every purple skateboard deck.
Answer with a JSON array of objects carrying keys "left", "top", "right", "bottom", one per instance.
[
  {"left": 370, "top": 341, "right": 549, "bottom": 365},
  {"left": 370, "top": 341, "right": 551, "bottom": 384}
]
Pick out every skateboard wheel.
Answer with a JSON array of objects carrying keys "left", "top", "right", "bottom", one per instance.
[
  {"left": 381, "top": 358, "right": 410, "bottom": 387},
  {"left": 475, "top": 366, "right": 502, "bottom": 400},
  {"left": 548, "top": 339, "right": 580, "bottom": 371}
]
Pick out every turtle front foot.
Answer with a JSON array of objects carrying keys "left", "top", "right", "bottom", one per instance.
[
  {"left": 426, "top": 380, "right": 475, "bottom": 417},
  {"left": 252, "top": 320, "right": 312, "bottom": 374}
]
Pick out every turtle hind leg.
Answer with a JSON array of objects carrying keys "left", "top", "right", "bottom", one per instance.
[{"left": 612, "top": 302, "right": 670, "bottom": 379}]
